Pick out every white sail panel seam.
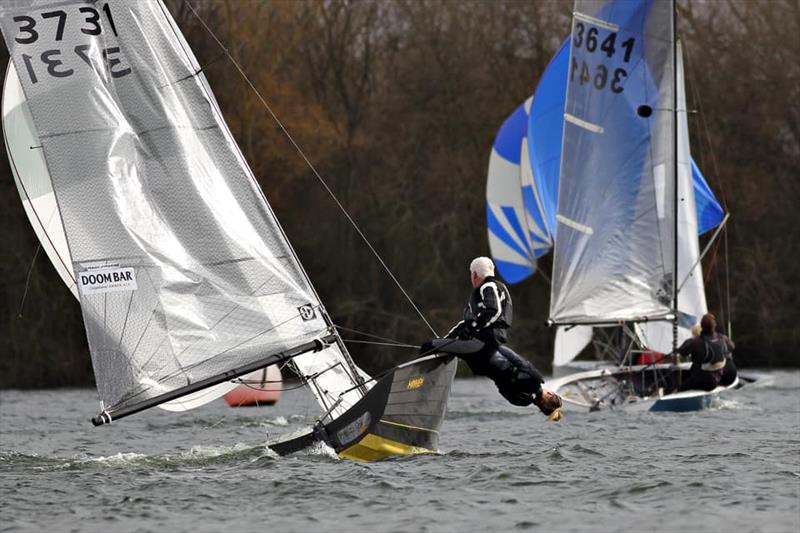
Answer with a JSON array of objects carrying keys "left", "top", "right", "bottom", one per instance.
[
  {"left": 564, "top": 113, "right": 604, "bottom": 134},
  {"left": 556, "top": 214, "right": 594, "bottom": 235}
]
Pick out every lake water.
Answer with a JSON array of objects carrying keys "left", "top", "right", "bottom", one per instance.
[{"left": 1, "top": 371, "right": 798, "bottom": 532}]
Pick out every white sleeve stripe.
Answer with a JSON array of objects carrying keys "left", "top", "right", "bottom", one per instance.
[
  {"left": 446, "top": 321, "right": 464, "bottom": 337},
  {"left": 480, "top": 282, "right": 503, "bottom": 327}
]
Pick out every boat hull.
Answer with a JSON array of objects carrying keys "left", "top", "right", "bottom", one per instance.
[
  {"left": 548, "top": 364, "right": 738, "bottom": 413},
  {"left": 268, "top": 354, "right": 457, "bottom": 461}
]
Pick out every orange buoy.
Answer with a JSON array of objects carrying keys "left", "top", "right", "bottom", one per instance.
[{"left": 223, "top": 365, "right": 282, "bottom": 407}]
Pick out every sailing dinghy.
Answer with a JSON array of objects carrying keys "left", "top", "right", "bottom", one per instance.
[
  {"left": 487, "top": 0, "right": 737, "bottom": 411},
  {"left": 545, "top": 0, "right": 737, "bottom": 411},
  {"left": 486, "top": 12, "right": 728, "bottom": 381},
  {"left": 0, "top": 0, "right": 455, "bottom": 461}
]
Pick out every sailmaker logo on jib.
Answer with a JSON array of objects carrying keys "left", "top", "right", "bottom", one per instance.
[{"left": 78, "top": 267, "right": 138, "bottom": 295}]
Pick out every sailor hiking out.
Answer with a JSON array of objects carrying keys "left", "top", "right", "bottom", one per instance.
[{"left": 422, "top": 257, "right": 562, "bottom": 420}]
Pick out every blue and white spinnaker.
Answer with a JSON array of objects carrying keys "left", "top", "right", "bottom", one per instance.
[
  {"left": 486, "top": 97, "right": 553, "bottom": 283},
  {"left": 486, "top": 5, "right": 727, "bottom": 364},
  {"left": 486, "top": 37, "right": 725, "bottom": 287}
]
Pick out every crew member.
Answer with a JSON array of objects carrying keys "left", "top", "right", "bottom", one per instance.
[
  {"left": 676, "top": 313, "right": 728, "bottom": 391},
  {"left": 421, "top": 257, "right": 562, "bottom": 420}
]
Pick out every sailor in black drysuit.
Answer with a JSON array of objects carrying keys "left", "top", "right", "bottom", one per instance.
[
  {"left": 421, "top": 257, "right": 561, "bottom": 418},
  {"left": 676, "top": 313, "right": 730, "bottom": 391}
]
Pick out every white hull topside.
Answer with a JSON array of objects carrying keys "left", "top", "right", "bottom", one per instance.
[{"left": 546, "top": 363, "right": 738, "bottom": 413}]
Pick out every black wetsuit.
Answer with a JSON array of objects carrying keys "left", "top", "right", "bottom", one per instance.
[
  {"left": 677, "top": 332, "right": 728, "bottom": 391},
  {"left": 447, "top": 276, "right": 512, "bottom": 346},
  {"left": 423, "top": 277, "right": 544, "bottom": 406}
]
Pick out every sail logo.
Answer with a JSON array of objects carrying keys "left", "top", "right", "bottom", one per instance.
[
  {"left": 407, "top": 376, "right": 425, "bottom": 390},
  {"left": 298, "top": 304, "right": 316, "bottom": 321},
  {"left": 78, "top": 267, "right": 137, "bottom": 295}
]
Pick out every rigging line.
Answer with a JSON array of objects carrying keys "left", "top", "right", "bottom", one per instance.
[
  {"left": 182, "top": 0, "right": 438, "bottom": 337},
  {"left": 683, "top": 42, "right": 728, "bottom": 210},
  {"left": 341, "top": 339, "right": 418, "bottom": 348},
  {"left": 17, "top": 242, "right": 42, "bottom": 318},
  {"left": 686, "top": 40, "right": 733, "bottom": 335},
  {"left": 677, "top": 213, "right": 730, "bottom": 293},
  {"left": 236, "top": 378, "right": 280, "bottom": 384},
  {"left": 723, "top": 224, "right": 732, "bottom": 339},
  {"left": 335, "top": 341, "right": 457, "bottom": 397},
  {"left": 233, "top": 379, "right": 308, "bottom": 393},
  {"left": 333, "top": 323, "right": 415, "bottom": 346},
  {"left": 703, "top": 233, "right": 722, "bottom": 285}
]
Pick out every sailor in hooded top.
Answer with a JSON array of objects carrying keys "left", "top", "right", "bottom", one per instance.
[{"left": 421, "top": 257, "right": 562, "bottom": 420}]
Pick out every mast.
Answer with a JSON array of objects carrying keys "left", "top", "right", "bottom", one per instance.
[{"left": 672, "top": 0, "right": 679, "bottom": 355}]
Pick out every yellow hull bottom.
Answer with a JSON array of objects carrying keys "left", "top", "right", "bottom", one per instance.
[{"left": 338, "top": 433, "right": 436, "bottom": 462}]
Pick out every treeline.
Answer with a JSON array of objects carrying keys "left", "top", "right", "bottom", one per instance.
[{"left": 0, "top": 0, "right": 797, "bottom": 389}]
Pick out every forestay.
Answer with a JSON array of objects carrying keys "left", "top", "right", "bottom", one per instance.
[
  {"left": 550, "top": 0, "right": 676, "bottom": 324},
  {"left": 0, "top": 0, "right": 366, "bottom": 419}
]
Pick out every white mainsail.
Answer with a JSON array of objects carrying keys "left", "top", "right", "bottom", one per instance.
[
  {"left": 4, "top": 61, "right": 243, "bottom": 411},
  {"left": 549, "top": 0, "right": 676, "bottom": 325},
  {"left": 638, "top": 40, "right": 707, "bottom": 353},
  {"left": 0, "top": 0, "right": 367, "bottom": 421}
]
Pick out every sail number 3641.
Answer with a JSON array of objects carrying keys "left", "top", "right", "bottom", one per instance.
[
  {"left": 10, "top": 3, "right": 131, "bottom": 84},
  {"left": 571, "top": 22, "right": 635, "bottom": 94}
]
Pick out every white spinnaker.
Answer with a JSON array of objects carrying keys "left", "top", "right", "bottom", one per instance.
[
  {"left": 638, "top": 41, "right": 707, "bottom": 353},
  {"left": 2, "top": 62, "right": 239, "bottom": 412},
  {"left": 552, "top": 325, "right": 594, "bottom": 367}
]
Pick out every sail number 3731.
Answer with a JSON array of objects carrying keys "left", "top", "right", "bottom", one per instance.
[
  {"left": 10, "top": 3, "right": 131, "bottom": 84},
  {"left": 571, "top": 22, "right": 635, "bottom": 94}
]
